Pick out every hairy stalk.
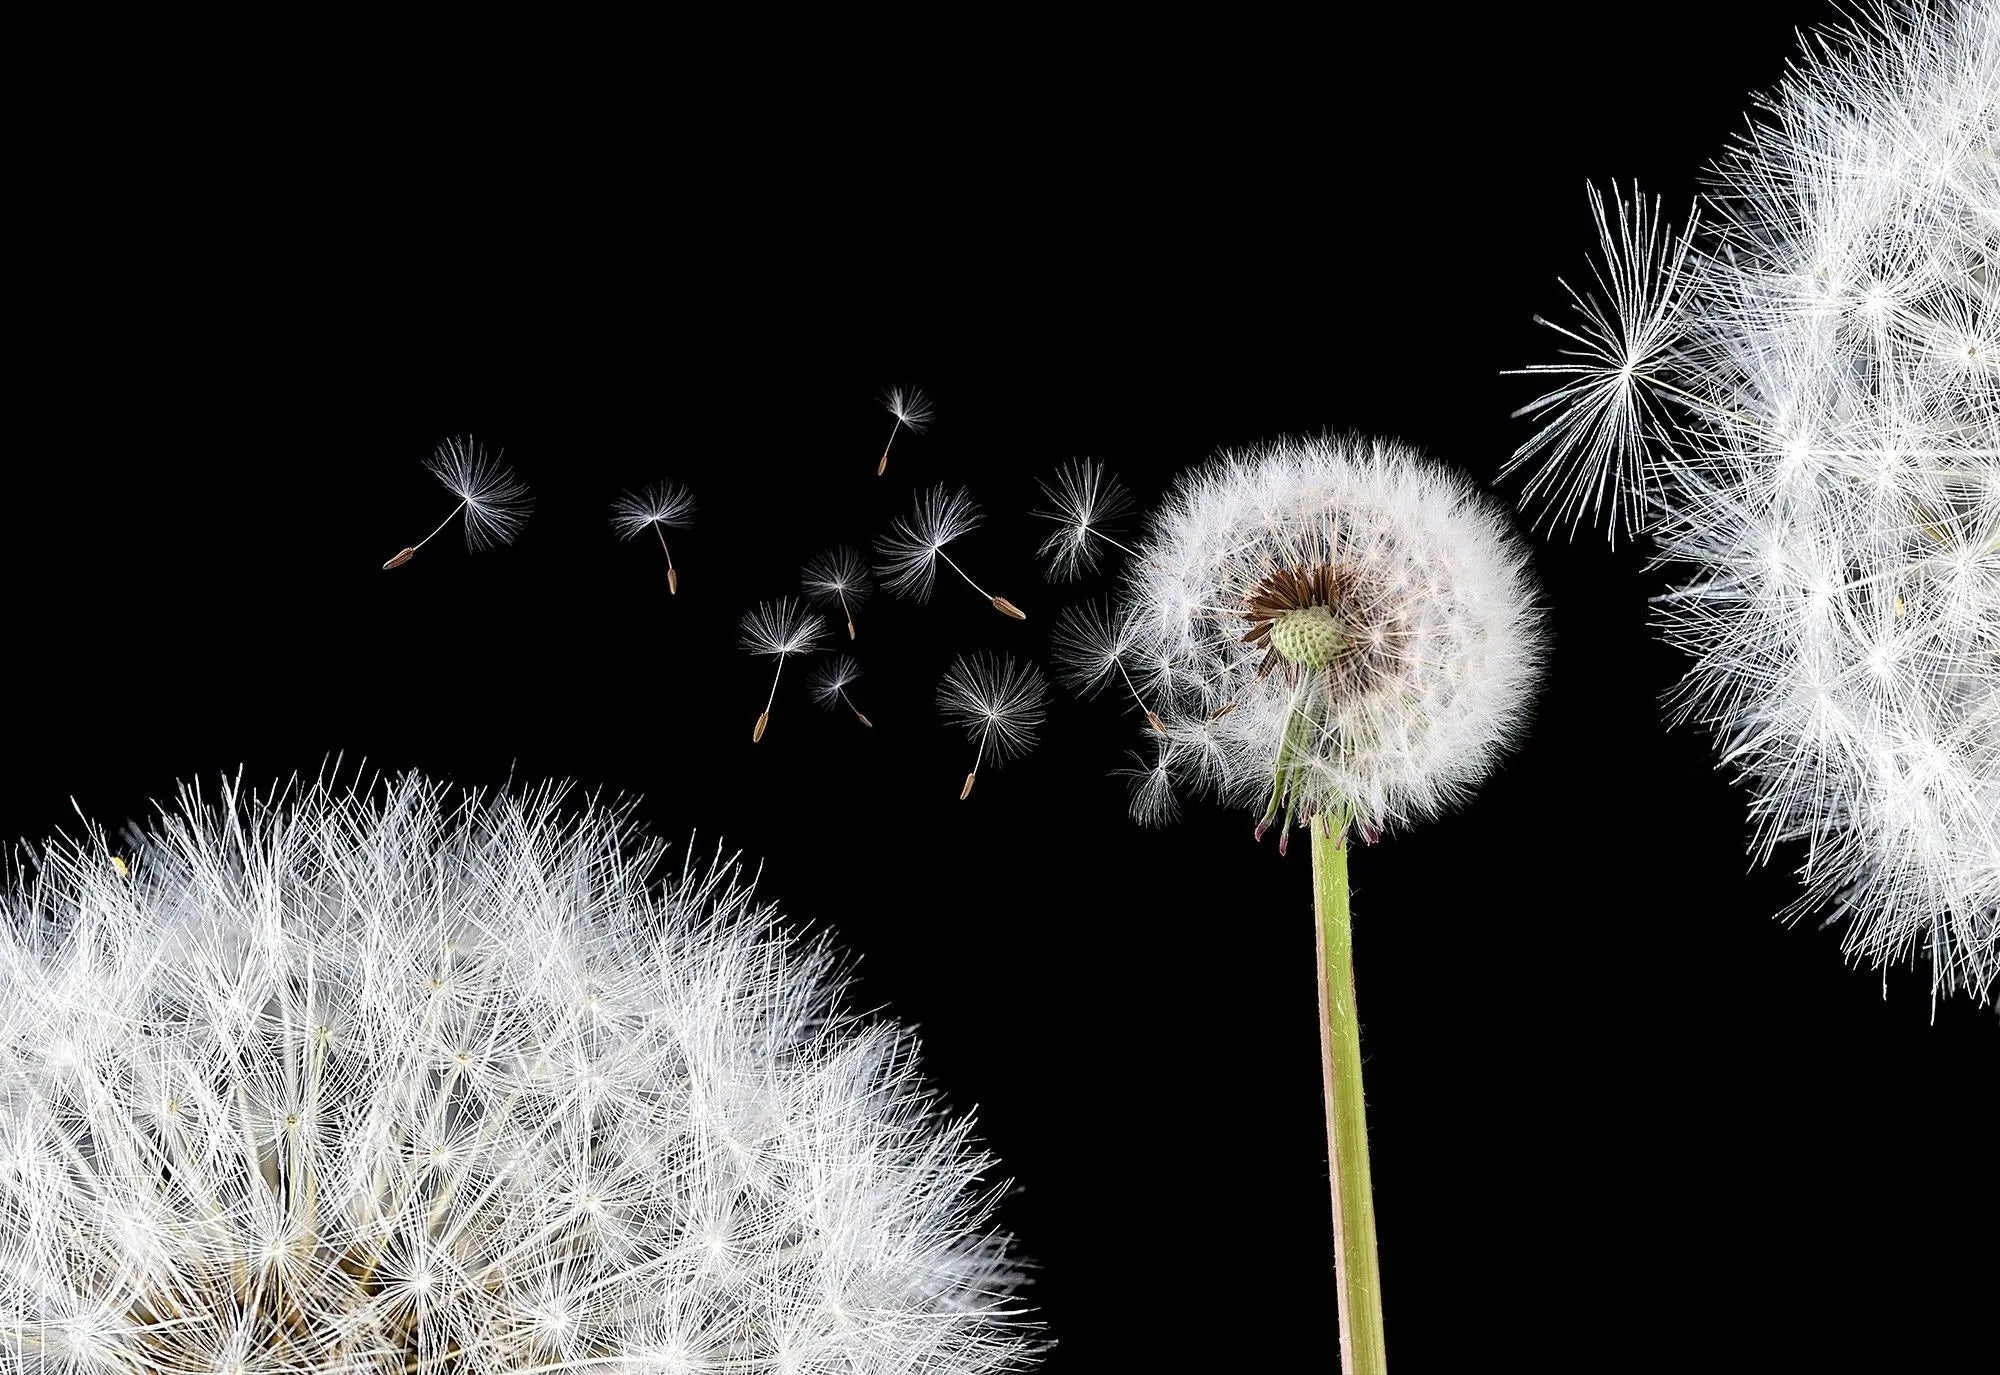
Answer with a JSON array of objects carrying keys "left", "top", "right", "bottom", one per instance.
[{"left": 1312, "top": 815, "right": 1384, "bottom": 1374}]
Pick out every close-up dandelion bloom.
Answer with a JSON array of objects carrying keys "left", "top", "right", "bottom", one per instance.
[
  {"left": 1124, "top": 434, "right": 1544, "bottom": 846},
  {"left": 382, "top": 436, "right": 533, "bottom": 570},
  {"left": 1509, "top": 1, "right": 2000, "bottom": 1003},
  {"left": 0, "top": 775, "right": 1035, "bottom": 1371}
]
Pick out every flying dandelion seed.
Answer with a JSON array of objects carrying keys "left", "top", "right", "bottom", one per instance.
[
  {"left": 810, "top": 654, "right": 875, "bottom": 728},
  {"left": 0, "top": 773, "right": 1039, "bottom": 1370},
  {"left": 740, "top": 597, "right": 831, "bottom": 742},
  {"left": 802, "top": 545, "right": 875, "bottom": 639},
  {"left": 937, "top": 652, "right": 1049, "bottom": 800},
  {"left": 876, "top": 484, "right": 1027, "bottom": 620},
  {"left": 612, "top": 480, "right": 697, "bottom": 594},
  {"left": 1033, "top": 459, "right": 1140, "bottom": 580},
  {"left": 877, "top": 385, "right": 934, "bottom": 475},
  {"left": 1118, "top": 739, "right": 1183, "bottom": 828},
  {"left": 1051, "top": 598, "right": 1164, "bottom": 734},
  {"left": 382, "top": 435, "right": 532, "bottom": 570},
  {"left": 1503, "top": 186, "right": 1697, "bottom": 540},
  {"left": 1507, "top": 3, "right": 2000, "bottom": 1003}
]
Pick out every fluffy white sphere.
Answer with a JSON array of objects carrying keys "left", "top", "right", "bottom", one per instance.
[
  {"left": 1115, "top": 434, "right": 1544, "bottom": 840},
  {"left": 1512, "top": 2, "right": 1999, "bottom": 1001},
  {"left": 0, "top": 775, "right": 1034, "bottom": 1372}
]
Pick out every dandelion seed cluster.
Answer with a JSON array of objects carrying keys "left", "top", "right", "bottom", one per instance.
[
  {"left": 1110, "top": 434, "right": 1543, "bottom": 837},
  {"left": 1510, "top": 2, "right": 2000, "bottom": 999},
  {"left": 0, "top": 776, "right": 1033, "bottom": 1372}
]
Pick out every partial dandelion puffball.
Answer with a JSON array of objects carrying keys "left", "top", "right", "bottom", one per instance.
[
  {"left": 1507, "top": 3, "right": 1999, "bottom": 1001},
  {"left": 0, "top": 774, "right": 1036, "bottom": 1371},
  {"left": 1120, "top": 433, "right": 1544, "bottom": 840}
]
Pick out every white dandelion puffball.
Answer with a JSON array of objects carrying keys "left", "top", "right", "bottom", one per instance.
[
  {"left": 1119, "top": 434, "right": 1543, "bottom": 841},
  {"left": 0, "top": 775, "right": 1035, "bottom": 1372},
  {"left": 1509, "top": 3, "right": 1999, "bottom": 1001}
]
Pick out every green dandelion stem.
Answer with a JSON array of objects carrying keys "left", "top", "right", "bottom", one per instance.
[
  {"left": 1312, "top": 812, "right": 1385, "bottom": 1374},
  {"left": 1259, "top": 702, "right": 1317, "bottom": 837}
]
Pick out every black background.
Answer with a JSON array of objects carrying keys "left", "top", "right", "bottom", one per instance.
[{"left": 10, "top": 6, "right": 1994, "bottom": 1369}]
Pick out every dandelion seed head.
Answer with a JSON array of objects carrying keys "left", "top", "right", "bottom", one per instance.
[
  {"left": 611, "top": 480, "right": 697, "bottom": 539},
  {"left": 1510, "top": 2, "right": 2000, "bottom": 1000},
  {"left": 0, "top": 774, "right": 1037, "bottom": 1370},
  {"left": 1120, "top": 433, "right": 1544, "bottom": 837},
  {"left": 422, "top": 434, "right": 532, "bottom": 551}
]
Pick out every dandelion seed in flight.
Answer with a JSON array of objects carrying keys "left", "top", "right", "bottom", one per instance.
[
  {"left": 876, "top": 385, "right": 933, "bottom": 475},
  {"left": 1033, "top": 458, "right": 1139, "bottom": 580},
  {"left": 1052, "top": 598, "right": 1165, "bottom": 734},
  {"left": 740, "top": 597, "right": 831, "bottom": 742},
  {"left": 1119, "top": 738, "right": 1182, "bottom": 828},
  {"left": 382, "top": 434, "right": 532, "bottom": 570},
  {"left": 875, "top": 484, "right": 1027, "bottom": 620},
  {"left": 612, "top": 480, "right": 697, "bottom": 594},
  {"left": 1502, "top": 185, "right": 1695, "bottom": 539},
  {"left": 802, "top": 545, "right": 874, "bottom": 639},
  {"left": 937, "top": 652, "right": 1049, "bottom": 799},
  {"left": 810, "top": 654, "right": 874, "bottom": 728}
]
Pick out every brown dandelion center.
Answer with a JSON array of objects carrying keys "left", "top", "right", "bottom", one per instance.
[{"left": 1239, "top": 562, "right": 1398, "bottom": 695}]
